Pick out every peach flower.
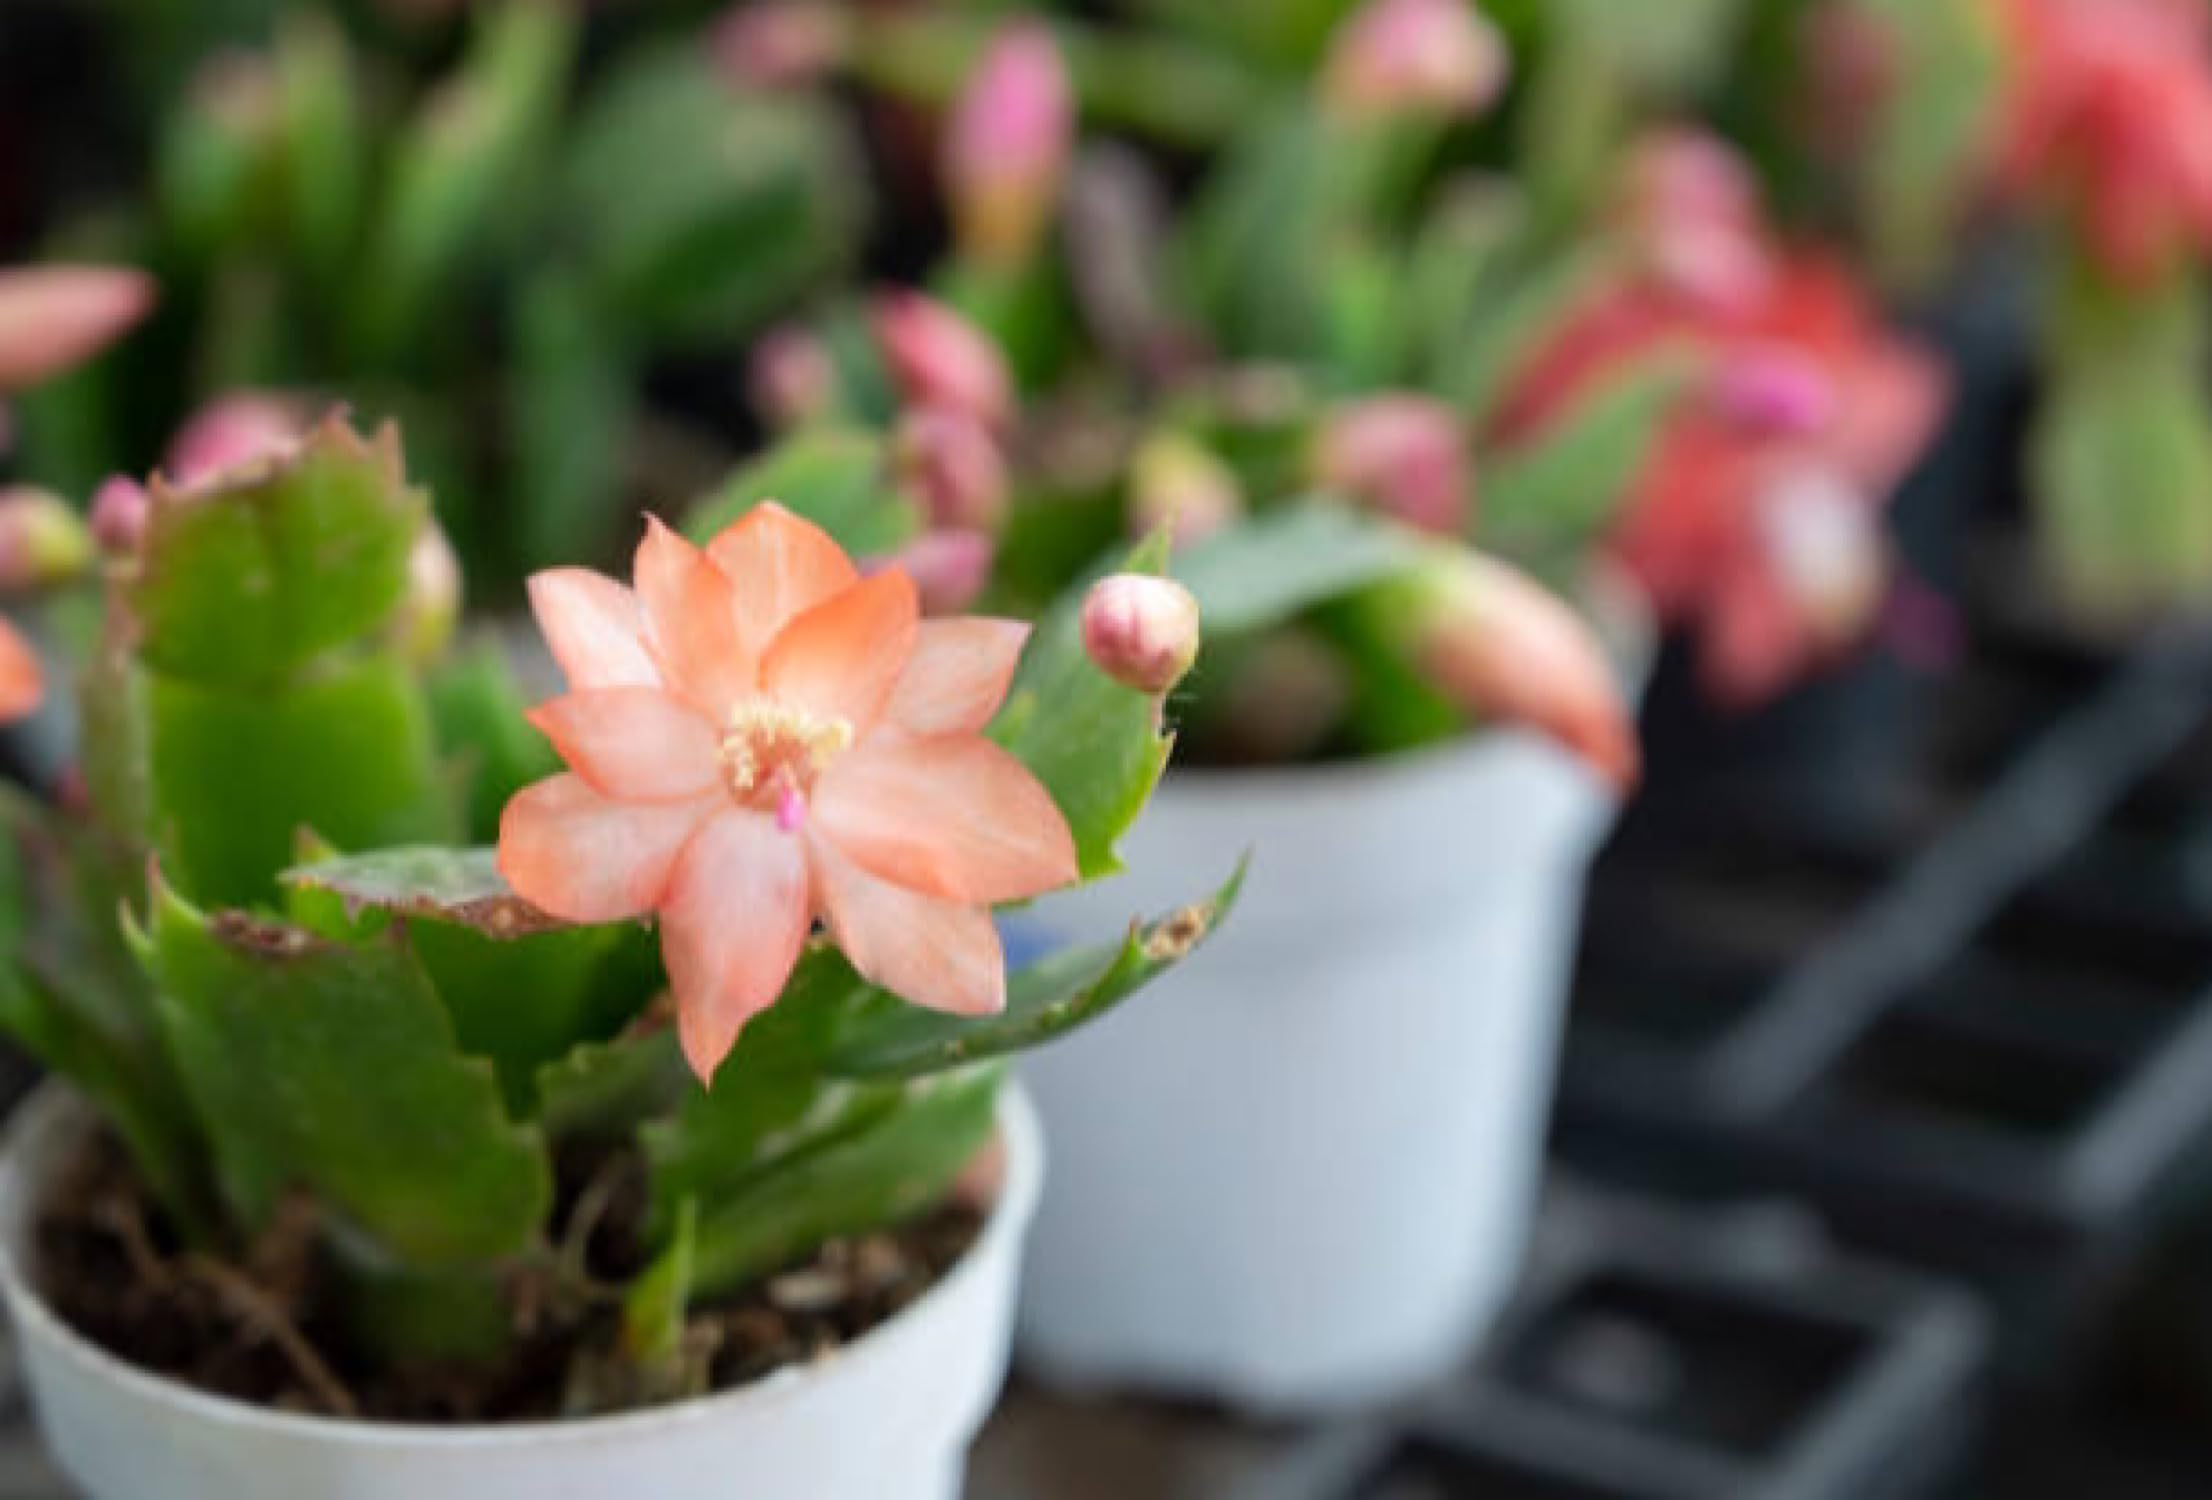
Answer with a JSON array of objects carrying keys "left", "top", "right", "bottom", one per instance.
[{"left": 499, "top": 504, "right": 1077, "bottom": 1081}]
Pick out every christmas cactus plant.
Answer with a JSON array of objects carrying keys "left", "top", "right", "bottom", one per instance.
[{"left": 0, "top": 412, "right": 1234, "bottom": 1417}]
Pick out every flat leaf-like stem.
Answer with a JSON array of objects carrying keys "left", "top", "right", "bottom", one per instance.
[
  {"left": 281, "top": 846, "right": 567, "bottom": 939},
  {"left": 823, "top": 860, "right": 1247, "bottom": 1080}
]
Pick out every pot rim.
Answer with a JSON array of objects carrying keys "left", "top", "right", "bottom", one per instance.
[{"left": 0, "top": 1078, "right": 1043, "bottom": 1451}]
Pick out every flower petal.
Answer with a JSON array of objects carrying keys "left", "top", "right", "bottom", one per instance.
[
  {"left": 635, "top": 516, "right": 754, "bottom": 718},
  {"left": 0, "top": 267, "right": 154, "bottom": 392},
  {"left": 762, "top": 569, "right": 920, "bottom": 730},
  {"left": 526, "top": 688, "right": 722, "bottom": 802},
  {"left": 527, "top": 569, "right": 660, "bottom": 692},
  {"left": 810, "top": 835, "right": 1005, "bottom": 1017},
  {"left": 498, "top": 774, "right": 713, "bottom": 924},
  {"left": 705, "top": 502, "right": 860, "bottom": 659},
  {"left": 884, "top": 618, "right": 1029, "bottom": 735},
  {"left": 813, "top": 734, "right": 1075, "bottom": 904},
  {"left": 0, "top": 619, "right": 41, "bottom": 723},
  {"left": 660, "top": 810, "right": 812, "bottom": 1082}
]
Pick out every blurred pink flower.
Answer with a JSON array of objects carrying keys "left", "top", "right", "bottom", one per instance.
[
  {"left": 166, "top": 393, "right": 310, "bottom": 488},
  {"left": 875, "top": 292, "right": 1015, "bottom": 430},
  {"left": 1501, "top": 255, "right": 1947, "bottom": 707},
  {"left": 0, "top": 267, "right": 153, "bottom": 393},
  {"left": 712, "top": 1, "right": 849, "bottom": 90},
  {"left": 894, "top": 407, "right": 1008, "bottom": 531},
  {"left": 749, "top": 325, "right": 839, "bottom": 430},
  {"left": 943, "top": 21, "right": 1073, "bottom": 266},
  {"left": 1313, "top": 395, "right": 1472, "bottom": 534},
  {"left": 1992, "top": 0, "right": 2212, "bottom": 285},
  {"left": 1414, "top": 553, "right": 1639, "bottom": 789},
  {"left": 875, "top": 529, "right": 996, "bottom": 616},
  {"left": 1323, "top": 0, "right": 1510, "bottom": 120}
]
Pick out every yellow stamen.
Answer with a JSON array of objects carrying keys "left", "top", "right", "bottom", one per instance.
[{"left": 718, "top": 699, "right": 853, "bottom": 807}]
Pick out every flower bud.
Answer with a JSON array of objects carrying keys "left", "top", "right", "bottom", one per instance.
[
  {"left": 749, "top": 325, "right": 839, "bottom": 431},
  {"left": 1322, "top": 0, "right": 1510, "bottom": 121},
  {"left": 0, "top": 487, "right": 93, "bottom": 591},
  {"left": 1081, "top": 573, "right": 1200, "bottom": 695},
  {"left": 1414, "top": 553, "right": 1638, "bottom": 789},
  {"left": 90, "top": 477, "right": 152, "bottom": 555},
  {"left": 874, "top": 291, "right": 1015, "bottom": 430},
  {"left": 0, "top": 267, "right": 155, "bottom": 393},
  {"left": 394, "top": 523, "right": 463, "bottom": 664},
  {"left": 1313, "top": 395, "right": 1471, "bottom": 534},
  {"left": 167, "top": 393, "right": 309, "bottom": 488},
  {"left": 893, "top": 408, "right": 1008, "bottom": 531},
  {"left": 1619, "top": 131, "right": 1776, "bottom": 314},
  {"left": 880, "top": 529, "right": 996, "bottom": 616},
  {"left": 1711, "top": 345, "right": 1838, "bottom": 437},
  {"left": 712, "top": 1, "right": 849, "bottom": 90},
  {"left": 1129, "top": 433, "right": 1242, "bottom": 548},
  {"left": 944, "top": 21, "right": 1074, "bottom": 267}
]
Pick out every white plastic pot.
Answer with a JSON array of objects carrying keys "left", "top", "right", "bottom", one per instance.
[
  {"left": 0, "top": 1082, "right": 1043, "bottom": 1500},
  {"left": 1014, "top": 730, "right": 1620, "bottom": 1414}
]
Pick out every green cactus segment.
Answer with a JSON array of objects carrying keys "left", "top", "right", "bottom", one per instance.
[
  {"left": 563, "top": 45, "right": 862, "bottom": 347},
  {"left": 133, "top": 875, "right": 550, "bottom": 1267},
  {"left": 149, "top": 656, "right": 451, "bottom": 908},
  {"left": 339, "top": 1259, "right": 515, "bottom": 1372},
  {"left": 1172, "top": 502, "right": 1426, "bottom": 635},
  {"left": 281, "top": 844, "right": 659, "bottom": 1113},
  {"left": 641, "top": 948, "right": 882, "bottom": 1231},
  {"left": 427, "top": 642, "right": 561, "bottom": 845},
  {"left": 0, "top": 793, "right": 218, "bottom": 1239},
  {"left": 686, "top": 429, "right": 918, "bottom": 558},
  {"left": 989, "top": 532, "right": 1177, "bottom": 880},
  {"left": 623, "top": 1197, "right": 698, "bottom": 1367},
  {"left": 825, "top": 861, "right": 1248, "bottom": 1080},
  {"left": 537, "top": 1030, "right": 692, "bottom": 1146},
  {"left": 359, "top": 1, "right": 578, "bottom": 359},
  {"left": 127, "top": 421, "right": 426, "bottom": 687},
  {"left": 669, "top": 1068, "right": 1001, "bottom": 1306},
  {"left": 1481, "top": 351, "right": 1694, "bottom": 565},
  {"left": 413, "top": 921, "right": 660, "bottom": 1118},
  {"left": 280, "top": 845, "right": 564, "bottom": 937}
]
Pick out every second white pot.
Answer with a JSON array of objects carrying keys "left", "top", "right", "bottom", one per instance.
[
  {"left": 0, "top": 1082, "right": 1043, "bottom": 1500},
  {"left": 1013, "top": 729, "right": 1619, "bottom": 1414}
]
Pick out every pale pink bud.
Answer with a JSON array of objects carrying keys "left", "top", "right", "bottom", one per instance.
[
  {"left": 0, "top": 487, "right": 93, "bottom": 591},
  {"left": 749, "top": 325, "right": 839, "bottom": 430},
  {"left": 1623, "top": 129, "right": 1763, "bottom": 235},
  {"left": 1323, "top": 0, "right": 1510, "bottom": 121},
  {"left": 1620, "top": 130, "right": 1777, "bottom": 314},
  {"left": 1313, "top": 395, "right": 1472, "bottom": 534},
  {"left": 1712, "top": 345, "right": 1839, "bottom": 437},
  {"left": 167, "top": 393, "right": 309, "bottom": 488},
  {"left": 1416, "top": 553, "right": 1638, "bottom": 789},
  {"left": 90, "top": 477, "right": 151, "bottom": 555},
  {"left": 875, "top": 292, "right": 1015, "bottom": 430},
  {"left": 1755, "top": 467, "right": 1887, "bottom": 648},
  {"left": 712, "top": 1, "right": 850, "bottom": 90},
  {"left": 1647, "top": 222, "right": 1776, "bottom": 315},
  {"left": 1081, "top": 573, "right": 1200, "bottom": 695},
  {"left": 395, "top": 524, "right": 463, "bottom": 664},
  {"left": 893, "top": 408, "right": 1008, "bottom": 531},
  {"left": 0, "top": 267, "right": 155, "bottom": 393},
  {"left": 1129, "top": 432, "right": 1243, "bottom": 548},
  {"left": 944, "top": 21, "right": 1074, "bottom": 267},
  {"left": 878, "top": 529, "right": 996, "bottom": 616}
]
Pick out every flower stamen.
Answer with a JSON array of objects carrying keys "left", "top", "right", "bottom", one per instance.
[{"left": 718, "top": 698, "right": 853, "bottom": 813}]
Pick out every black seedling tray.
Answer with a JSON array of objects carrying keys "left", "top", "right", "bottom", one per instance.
[
  {"left": 1557, "top": 633, "right": 2212, "bottom": 1376},
  {"left": 1236, "top": 1190, "right": 1988, "bottom": 1500}
]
